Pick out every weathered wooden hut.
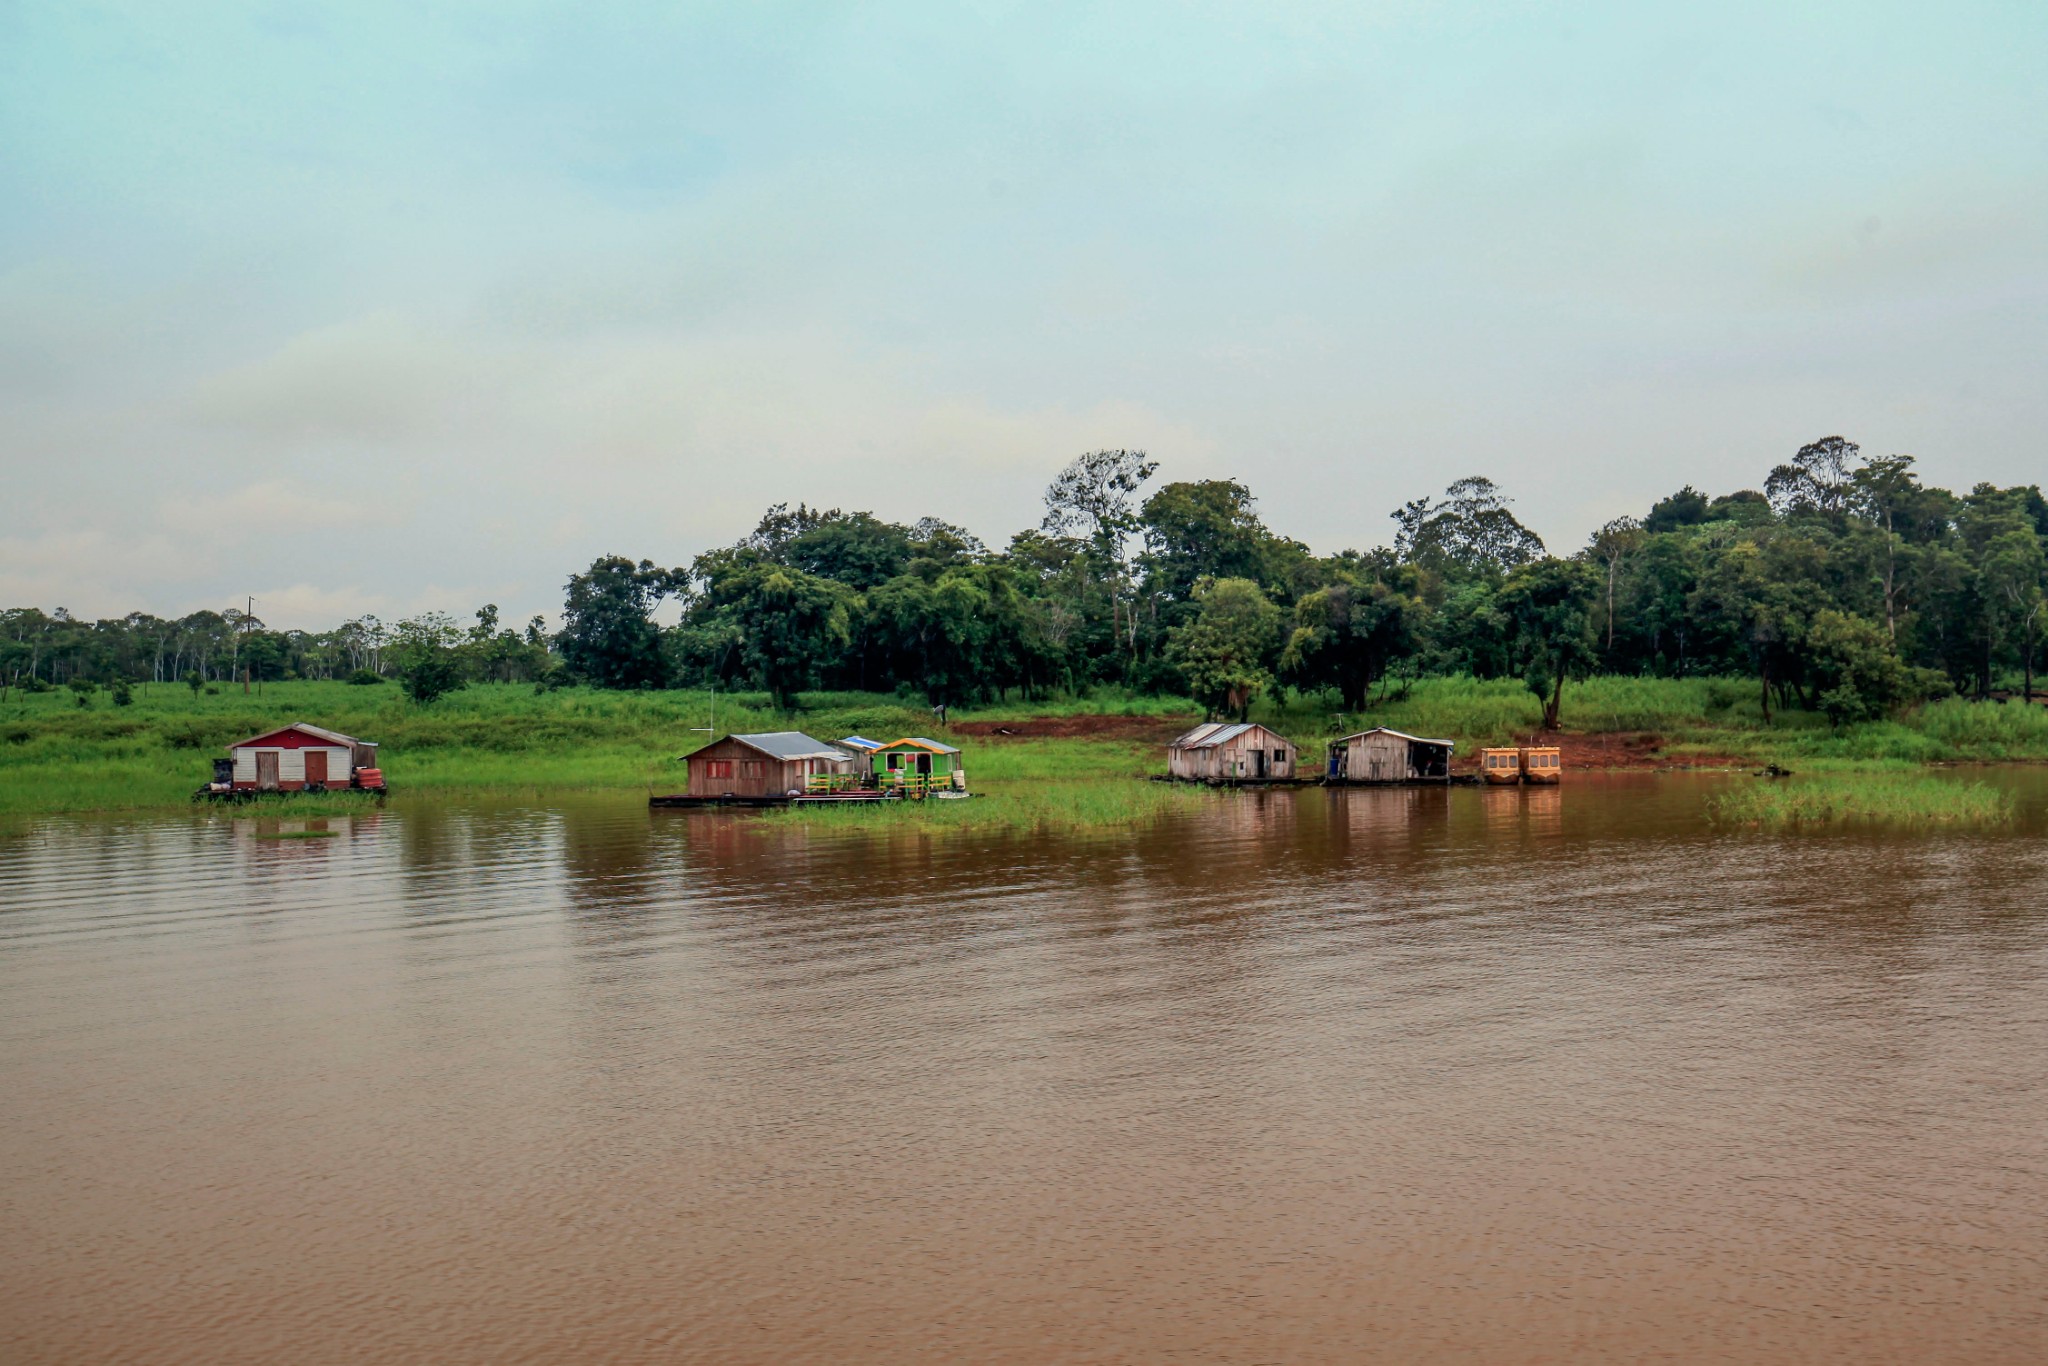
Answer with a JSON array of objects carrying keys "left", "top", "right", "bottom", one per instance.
[
  {"left": 1167, "top": 722, "right": 1299, "bottom": 782},
  {"left": 872, "top": 737, "right": 965, "bottom": 792},
  {"left": 225, "top": 724, "right": 381, "bottom": 792},
  {"left": 1329, "top": 727, "right": 1453, "bottom": 783},
  {"left": 1479, "top": 746, "right": 1524, "bottom": 784},
  {"left": 1519, "top": 745, "right": 1562, "bottom": 784},
  {"left": 682, "top": 732, "right": 851, "bottom": 799}
]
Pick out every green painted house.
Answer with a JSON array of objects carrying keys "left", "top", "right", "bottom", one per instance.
[{"left": 873, "top": 737, "right": 965, "bottom": 792}]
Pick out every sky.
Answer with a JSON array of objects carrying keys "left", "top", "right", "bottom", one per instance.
[{"left": 3, "top": 1, "right": 2045, "bottom": 630}]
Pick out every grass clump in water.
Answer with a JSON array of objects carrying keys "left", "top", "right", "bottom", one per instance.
[{"left": 1708, "top": 771, "right": 2015, "bottom": 829}]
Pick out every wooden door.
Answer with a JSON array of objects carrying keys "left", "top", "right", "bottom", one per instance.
[
  {"left": 303, "top": 750, "right": 329, "bottom": 789},
  {"left": 256, "top": 751, "right": 280, "bottom": 790}
]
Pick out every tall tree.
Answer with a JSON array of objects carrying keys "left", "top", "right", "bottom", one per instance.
[
  {"left": 1041, "top": 449, "right": 1157, "bottom": 664},
  {"left": 1279, "top": 577, "right": 1418, "bottom": 711},
  {"left": 1586, "top": 516, "right": 1647, "bottom": 654},
  {"left": 1139, "top": 479, "right": 1273, "bottom": 604},
  {"left": 1392, "top": 477, "right": 1545, "bottom": 578},
  {"left": 1166, "top": 577, "right": 1282, "bottom": 721},
  {"left": 1497, "top": 558, "right": 1598, "bottom": 729},
  {"left": 1766, "top": 435, "right": 1861, "bottom": 518},
  {"left": 709, "top": 565, "right": 853, "bottom": 710},
  {"left": 559, "top": 556, "right": 685, "bottom": 689}
]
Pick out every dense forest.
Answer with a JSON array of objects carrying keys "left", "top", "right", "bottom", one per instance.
[{"left": 7, "top": 437, "right": 2045, "bottom": 726}]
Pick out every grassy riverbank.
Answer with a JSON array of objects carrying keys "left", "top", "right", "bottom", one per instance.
[{"left": 3, "top": 676, "right": 2044, "bottom": 821}]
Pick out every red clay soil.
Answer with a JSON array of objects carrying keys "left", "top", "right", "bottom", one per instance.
[{"left": 951, "top": 714, "right": 1199, "bottom": 743}]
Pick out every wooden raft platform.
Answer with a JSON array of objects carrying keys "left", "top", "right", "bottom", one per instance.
[{"left": 650, "top": 790, "right": 952, "bottom": 809}]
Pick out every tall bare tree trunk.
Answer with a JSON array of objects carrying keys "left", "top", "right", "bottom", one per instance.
[{"left": 1607, "top": 563, "right": 1617, "bottom": 651}]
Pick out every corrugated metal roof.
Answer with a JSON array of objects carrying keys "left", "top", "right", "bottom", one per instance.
[
  {"left": 1171, "top": 722, "right": 1270, "bottom": 749},
  {"left": 875, "top": 736, "right": 962, "bottom": 754},
  {"left": 837, "top": 735, "right": 883, "bottom": 750},
  {"left": 229, "top": 722, "right": 362, "bottom": 749},
  {"left": 729, "top": 731, "right": 850, "bottom": 762},
  {"left": 1335, "top": 726, "right": 1454, "bottom": 748}
]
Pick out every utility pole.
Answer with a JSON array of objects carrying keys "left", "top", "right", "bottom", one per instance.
[{"left": 243, "top": 596, "right": 254, "bottom": 695}]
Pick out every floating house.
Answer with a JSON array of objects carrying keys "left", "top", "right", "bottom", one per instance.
[
  {"left": 1519, "top": 745, "right": 1562, "bottom": 784},
  {"left": 1479, "top": 746, "right": 1524, "bottom": 784},
  {"left": 1167, "top": 722, "right": 1299, "bottom": 782},
  {"left": 1329, "top": 727, "right": 1453, "bottom": 784},
  {"left": 872, "top": 737, "right": 966, "bottom": 792},
  {"left": 223, "top": 723, "right": 382, "bottom": 793},
  {"left": 833, "top": 735, "right": 883, "bottom": 778},
  {"left": 682, "top": 732, "right": 852, "bottom": 800}
]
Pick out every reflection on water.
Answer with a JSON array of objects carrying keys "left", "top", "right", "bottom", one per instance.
[{"left": 4, "top": 775, "right": 2048, "bottom": 1364}]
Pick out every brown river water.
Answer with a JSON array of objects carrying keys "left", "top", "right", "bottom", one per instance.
[{"left": 4, "top": 773, "right": 2047, "bottom": 1364}]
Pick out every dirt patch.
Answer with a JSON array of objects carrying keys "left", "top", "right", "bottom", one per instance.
[
  {"left": 952, "top": 714, "right": 1198, "bottom": 743},
  {"left": 1455, "top": 731, "right": 1749, "bottom": 773}
]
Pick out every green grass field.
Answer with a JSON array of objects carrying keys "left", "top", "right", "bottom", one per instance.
[{"left": 2, "top": 675, "right": 2044, "bottom": 821}]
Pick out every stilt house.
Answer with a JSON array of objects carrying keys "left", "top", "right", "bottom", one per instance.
[
  {"left": 227, "top": 724, "right": 380, "bottom": 792},
  {"left": 683, "top": 732, "right": 852, "bottom": 799},
  {"left": 1330, "top": 727, "right": 1453, "bottom": 783},
  {"left": 1167, "top": 722, "right": 1298, "bottom": 782}
]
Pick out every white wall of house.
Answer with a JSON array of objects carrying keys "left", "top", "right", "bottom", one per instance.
[{"left": 232, "top": 746, "right": 352, "bottom": 784}]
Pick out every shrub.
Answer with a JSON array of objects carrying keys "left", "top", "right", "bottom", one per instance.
[
  {"left": 396, "top": 648, "right": 468, "bottom": 705},
  {"left": 346, "top": 669, "right": 385, "bottom": 686},
  {"left": 1808, "top": 610, "right": 1941, "bottom": 725},
  {"left": 111, "top": 680, "right": 134, "bottom": 707}
]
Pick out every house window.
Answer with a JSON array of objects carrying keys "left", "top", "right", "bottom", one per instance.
[
  {"left": 1273, "top": 749, "right": 1285, "bottom": 764},
  {"left": 740, "top": 761, "right": 763, "bottom": 778},
  {"left": 706, "top": 760, "right": 733, "bottom": 779},
  {"left": 887, "top": 754, "right": 902, "bottom": 770}
]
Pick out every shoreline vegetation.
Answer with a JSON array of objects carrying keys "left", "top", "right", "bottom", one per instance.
[
  {"left": 1707, "top": 770, "right": 2016, "bottom": 829},
  {"left": 3, "top": 676, "right": 2044, "bottom": 828},
  {"left": 7, "top": 442, "right": 2046, "bottom": 836}
]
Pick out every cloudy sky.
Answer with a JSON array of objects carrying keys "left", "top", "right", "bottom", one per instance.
[{"left": 4, "top": 1, "right": 2045, "bottom": 629}]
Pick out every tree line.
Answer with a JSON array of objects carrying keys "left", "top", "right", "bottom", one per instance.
[{"left": 9, "top": 437, "right": 2046, "bottom": 724}]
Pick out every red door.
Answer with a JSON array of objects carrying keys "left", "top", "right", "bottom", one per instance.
[{"left": 303, "top": 750, "right": 329, "bottom": 790}]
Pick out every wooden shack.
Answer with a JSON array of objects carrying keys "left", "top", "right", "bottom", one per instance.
[
  {"left": 1330, "top": 727, "right": 1453, "bottom": 784},
  {"left": 225, "top": 723, "right": 381, "bottom": 792},
  {"left": 1479, "top": 746, "right": 1523, "bottom": 784},
  {"left": 1519, "top": 745, "right": 1562, "bottom": 784},
  {"left": 682, "top": 732, "right": 851, "bottom": 799},
  {"left": 872, "top": 737, "right": 965, "bottom": 792},
  {"left": 1167, "top": 722, "right": 1299, "bottom": 782}
]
